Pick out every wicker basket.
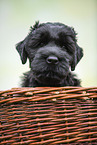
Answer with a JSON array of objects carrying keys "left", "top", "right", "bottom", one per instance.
[{"left": 0, "top": 87, "right": 97, "bottom": 145}]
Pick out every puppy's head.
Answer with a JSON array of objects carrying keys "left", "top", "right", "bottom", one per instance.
[{"left": 16, "top": 22, "right": 83, "bottom": 85}]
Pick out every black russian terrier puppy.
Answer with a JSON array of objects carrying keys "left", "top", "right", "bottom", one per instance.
[{"left": 16, "top": 22, "right": 83, "bottom": 87}]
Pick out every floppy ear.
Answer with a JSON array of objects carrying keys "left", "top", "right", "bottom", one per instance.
[
  {"left": 16, "top": 40, "right": 27, "bottom": 64},
  {"left": 71, "top": 44, "right": 83, "bottom": 71}
]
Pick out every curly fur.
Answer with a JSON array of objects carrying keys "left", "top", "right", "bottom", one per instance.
[{"left": 16, "top": 22, "right": 83, "bottom": 87}]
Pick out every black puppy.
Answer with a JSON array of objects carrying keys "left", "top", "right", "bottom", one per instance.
[{"left": 16, "top": 22, "right": 83, "bottom": 87}]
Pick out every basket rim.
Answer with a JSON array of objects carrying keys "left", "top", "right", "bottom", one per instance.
[{"left": 0, "top": 86, "right": 97, "bottom": 103}]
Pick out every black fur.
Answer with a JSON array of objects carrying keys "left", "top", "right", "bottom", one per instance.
[{"left": 16, "top": 22, "right": 83, "bottom": 87}]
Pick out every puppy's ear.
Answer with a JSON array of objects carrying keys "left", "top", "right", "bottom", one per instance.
[
  {"left": 16, "top": 40, "right": 27, "bottom": 64},
  {"left": 71, "top": 44, "right": 83, "bottom": 71}
]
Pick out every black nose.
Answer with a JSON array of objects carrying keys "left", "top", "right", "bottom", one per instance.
[{"left": 46, "top": 56, "right": 59, "bottom": 64}]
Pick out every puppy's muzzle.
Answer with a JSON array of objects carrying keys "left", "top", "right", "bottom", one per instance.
[{"left": 46, "top": 55, "right": 59, "bottom": 65}]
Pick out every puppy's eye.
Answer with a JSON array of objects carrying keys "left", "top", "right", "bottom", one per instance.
[
  {"left": 61, "top": 45, "right": 68, "bottom": 52},
  {"left": 40, "top": 42, "right": 44, "bottom": 47},
  {"left": 62, "top": 45, "right": 65, "bottom": 48},
  {"left": 61, "top": 45, "right": 66, "bottom": 49}
]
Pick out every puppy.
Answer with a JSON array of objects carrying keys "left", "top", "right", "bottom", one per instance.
[{"left": 16, "top": 22, "right": 83, "bottom": 87}]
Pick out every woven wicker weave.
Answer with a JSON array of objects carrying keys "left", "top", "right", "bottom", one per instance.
[{"left": 0, "top": 87, "right": 97, "bottom": 145}]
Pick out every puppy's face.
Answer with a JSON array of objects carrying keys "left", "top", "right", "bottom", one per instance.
[{"left": 16, "top": 22, "right": 83, "bottom": 85}]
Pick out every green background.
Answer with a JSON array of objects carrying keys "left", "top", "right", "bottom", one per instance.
[{"left": 0, "top": 0, "right": 97, "bottom": 90}]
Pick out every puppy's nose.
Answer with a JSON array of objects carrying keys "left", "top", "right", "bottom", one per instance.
[{"left": 46, "top": 56, "right": 59, "bottom": 65}]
